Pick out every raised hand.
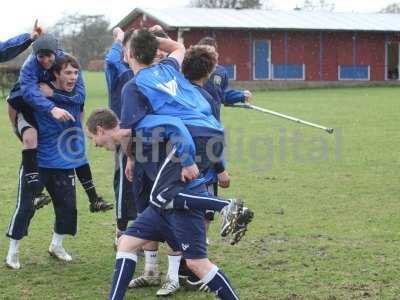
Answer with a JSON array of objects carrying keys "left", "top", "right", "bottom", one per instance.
[
  {"left": 31, "top": 19, "right": 43, "bottom": 40},
  {"left": 113, "top": 27, "right": 124, "bottom": 43}
]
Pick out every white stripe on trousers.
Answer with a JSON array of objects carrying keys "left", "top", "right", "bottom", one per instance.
[
  {"left": 8, "top": 166, "right": 24, "bottom": 236},
  {"left": 110, "top": 258, "right": 126, "bottom": 300},
  {"left": 178, "top": 192, "right": 230, "bottom": 206},
  {"left": 149, "top": 146, "right": 177, "bottom": 208},
  {"left": 117, "top": 149, "right": 123, "bottom": 219}
]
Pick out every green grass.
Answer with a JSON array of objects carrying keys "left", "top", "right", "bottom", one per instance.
[{"left": 1, "top": 72, "right": 399, "bottom": 299}]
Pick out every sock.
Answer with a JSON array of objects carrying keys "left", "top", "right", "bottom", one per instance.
[
  {"left": 167, "top": 255, "right": 181, "bottom": 283},
  {"left": 178, "top": 259, "right": 190, "bottom": 277},
  {"left": 51, "top": 232, "right": 64, "bottom": 247},
  {"left": 22, "top": 149, "right": 41, "bottom": 194},
  {"left": 108, "top": 252, "right": 137, "bottom": 300},
  {"left": 126, "top": 220, "right": 135, "bottom": 228},
  {"left": 144, "top": 250, "right": 159, "bottom": 274},
  {"left": 201, "top": 266, "right": 239, "bottom": 300},
  {"left": 173, "top": 192, "right": 229, "bottom": 212},
  {"left": 8, "top": 238, "right": 20, "bottom": 255},
  {"left": 117, "top": 219, "right": 128, "bottom": 232},
  {"left": 75, "top": 163, "right": 98, "bottom": 202}
]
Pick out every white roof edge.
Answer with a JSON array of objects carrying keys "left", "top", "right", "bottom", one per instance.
[{"left": 117, "top": 7, "right": 400, "bottom": 32}]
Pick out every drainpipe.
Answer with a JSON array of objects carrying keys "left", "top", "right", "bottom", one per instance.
[
  {"left": 177, "top": 27, "right": 190, "bottom": 44},
  {"left": 352, "top": 32, "right": 356, "bottom": 80},
  {"left": 384, "top": 33, "right": 388, "bottom": 81},
  {"left": 320, "top": 31, "right": 323, "bottom": 81}
]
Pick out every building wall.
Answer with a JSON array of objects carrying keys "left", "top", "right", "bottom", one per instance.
[
  {"left": 357, "top": 32, "right": 385, "bottom": 81},
  {"left": 303, "top": 32, "right": 322, "bottom": 81},
  {"left": 125, "top": 15, "right": 394, "bottom": 82},
  {"left": 216, "top": 30, "right": 251, "bottom": 81}
]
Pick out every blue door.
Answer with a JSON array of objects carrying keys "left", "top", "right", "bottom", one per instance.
[{"left": 253, "top": 40, "right": 270, "bottom": 79}]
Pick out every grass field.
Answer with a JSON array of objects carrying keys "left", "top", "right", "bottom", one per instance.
[{"left": 0, "top": 72, "right": 399, "bottom": 299}]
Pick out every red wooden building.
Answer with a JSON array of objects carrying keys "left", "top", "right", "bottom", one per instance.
[{"left": 117, "top": 7, "right": 400, "bottom": 84}]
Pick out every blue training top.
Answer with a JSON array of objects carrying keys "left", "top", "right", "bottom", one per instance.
[
  {"left": 120, "top": 57, "right": 226, "bottom": 168},
  {"left": 14, "top": 49, "right": 86, "bottom": 113},
  {"left": 135, "top": 115, "right": 196, "bottom": 167},
  {"left": 0, "top": 33, "right": 32, "bottom": 63},
  {"left": 104, "top": 42, "right": 133, "bottom": 118},
  {"left": 120, "top": 57, "right": 223, "bottom": 137},
  {"left": 204, "top": 64, "right": 246, "bottom": 121},
  {"left": 192, "top": 83, "right": 219, "bottom": 121},
  {"left": 35, "top": 84, "right": 87, "bottom": 169}
]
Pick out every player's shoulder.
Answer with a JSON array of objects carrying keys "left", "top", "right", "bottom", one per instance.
[
  {"left": 196, "top": 85, "right": 213, "bottom": 100},
  {"left": 159, "top": 56, "right": 179, "bottom": 71},
  {"left": 21, "top": 53, "right": 37, "bottom": 70},
  {"left": 215, "top": 64, "right": 227, "bottom": 74},
  {"left": 119, "top": 69, "right": 134, "bottom": 84},
  {"left": 122, "top": 77, "right": 146, "bottom": 99},
  {"left": 123, "top": 77, "right": 138, "bottom": 90},
  {"left": 209, "top": 67, "right": 226, "bottom": 87}
]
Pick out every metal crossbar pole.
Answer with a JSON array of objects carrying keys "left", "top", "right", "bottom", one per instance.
[{"left": 229, "top": 103, "right": 334, "bottom": 134}]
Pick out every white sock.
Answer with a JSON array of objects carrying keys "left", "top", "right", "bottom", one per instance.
[
  {"left": 8, "top": 238, "right": 20, "bottom": 255},
  {"left": 144, "top": 250, "right": 159, "bottom": 274},
  {"left": 167, "top": 255, "right": 181, "bottom": 283},
  {"left": 200, "top": 265, "right": 219, "bottom": 285},
  {"left": 51, "top": 232, "right": 64, "bottom": 247}
]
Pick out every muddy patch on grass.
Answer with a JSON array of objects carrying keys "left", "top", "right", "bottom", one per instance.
[
  {"left": 312, "top": 246, "right": 329, "bottom": 258},
  {"left": 340, "top": 283, "right": 383, "bottom": 298}
]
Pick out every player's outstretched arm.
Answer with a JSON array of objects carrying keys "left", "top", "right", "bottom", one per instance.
[
  {"left": 224, "top": 89, "right": 250, "bottom": 104},
  {"left": 0, "top": 34, "right": 32, "bottom": 62},
  {"left": 0, "top": 20, "right": 42, "bottom": 62}
]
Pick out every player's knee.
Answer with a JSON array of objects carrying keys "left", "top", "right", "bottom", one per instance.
[
  {"left": 185, "top": 259, "right": 202, "bottom": 274},
  {"left": 143, "top": 241, "right": 159, "bottom": 251},
  {"left": 186, "top": 258, "right": 215, "bottom": 277},
  {"left": 56, "top": 203, "right": 76, "bottom": 218},
  {"left": 19, "top": 205, "right": 35, "bottom": 218},
  {"left": 68, "top": 208, "right": 78, "bottom": 220},
  {"left": 166, "top": 243, "right": 180, "bottom": 255},
  {"left": 116, "top": 235, "right": 129, "bottom": 251},
  {"left": 117, "top": 235, "right": 139, "bottom": 253},
  {"left": 22, "top": 129, "right": 38, "bottom": 149}
]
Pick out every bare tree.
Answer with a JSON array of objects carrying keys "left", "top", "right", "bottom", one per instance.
[
  {"left": 380, "top": 3, "right": 400, "bottom": 13},
  {"left": 190, "top": 0, "right": 267, "bottom": 9},
  {"left": 296, "top": 0, "right": 335, "bottom": 11},
  {"left": 52, "top": 14, "right": 112, "bottom": 68}
]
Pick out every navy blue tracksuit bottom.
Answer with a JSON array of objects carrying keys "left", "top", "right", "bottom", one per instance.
[
  {"left": 7, "top": 166, "right": 77, "bottom": 240},
  {"left": 113, "top": 147, "right": 137, "bottom": 231}
]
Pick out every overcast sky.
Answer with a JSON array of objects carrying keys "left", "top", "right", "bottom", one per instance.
[{"left": 0, "top": 0, "right": 396, "bottom": 39}]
